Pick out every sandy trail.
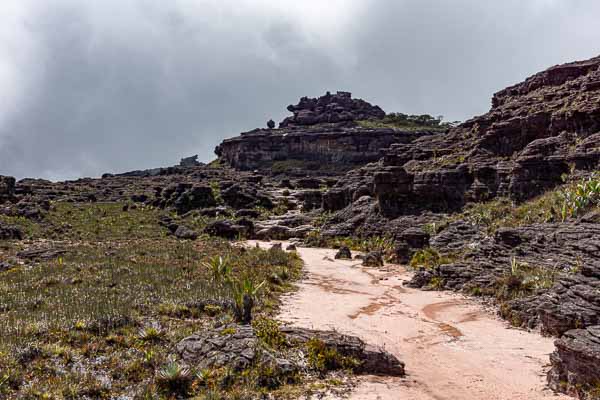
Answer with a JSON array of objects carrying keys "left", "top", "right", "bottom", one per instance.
[{"left": 253, "top": 242, "right": 570, "bottom": 400}]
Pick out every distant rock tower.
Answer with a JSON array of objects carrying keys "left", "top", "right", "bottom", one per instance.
[
  {"left": 179, "top": 155, "right": 201, "bottom": 167},
  {"left": 267, "top": 119, "right": 275, "bottom": 129},
  {"left": 279, "top": 91, "right": 385, "bottom": 128}
]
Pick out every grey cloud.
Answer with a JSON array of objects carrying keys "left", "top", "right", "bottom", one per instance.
[{"left": 1, "top": 0, "right": 599, "bottom": 180}]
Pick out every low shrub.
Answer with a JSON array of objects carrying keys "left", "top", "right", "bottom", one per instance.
[
  {"left": 409, "top": 248, "right": 454, "bottom": 269},
  {"left": 306, "top": 338, "right": 360, "bottom": 375}
]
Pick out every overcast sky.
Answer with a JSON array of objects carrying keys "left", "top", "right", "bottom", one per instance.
[{"left": 1, "top": 0, "right": 600, "bottom": 180}]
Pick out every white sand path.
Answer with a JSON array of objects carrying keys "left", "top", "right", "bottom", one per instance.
[{"left": 252, "top": 241, "right": 570, "bottom": 400}]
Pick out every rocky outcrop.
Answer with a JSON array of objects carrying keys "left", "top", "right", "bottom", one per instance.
[
  {"left": 216, "top": 92, "right": 437, "bottom": 173},
  {"left": 204, "top": 219, "right": 253, "bottom": 239},
  {"left": 176, "top": 324, "right": 405, "bottom": 378},
  {"left": 326, "top": 56, "right": 600, "bottom": 220},
  {"left": 0, "top": 222, "right": 23, "bottom": 240},
  {"left": 279, "top": 91, "right": 385, "bottom": 128},
  {"left": 548, "top": 326, "right": 600, "bottom": 398},
  {"left": 179, "top": 155, "right": 202, "bottom": 167},
  {"left": 334, "top": 246, "right": 352, "bottom": 260},
  {"left": 362, "top": 251, "right": 384, "bottom": 267},
  {"left": 221, "top": 183, "right": 273, "bottom": 210},
  {"left": 0, "top": 175, "right": 16, "bottom": 203},
  {"left": 159, "top": 184, "right": 216, "bottom": 214},
  {"left": 174, "top": 225, "right": 198, "bottom": 240},
  {"left": 407, "top": 221, "right": 600, "bottom": 337},
  {"left": 280, "top": 326, "right": 405, "bottom": 377}
]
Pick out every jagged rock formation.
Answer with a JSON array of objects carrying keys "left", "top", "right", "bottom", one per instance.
[
  {"left": 279, "top": 91, "right": 385, "bottom": 128},
  {"left": 0, "top": 175, "right": 15, "bottom": 203},
  {"left": 0, "top": 222, "right": 22, "bottom": 240},
  {"left": 407, "top": 221, "right": 600, "bottom": 336},
  {"left": 215, "top": 92, "right": 438, "bottom": 173}
]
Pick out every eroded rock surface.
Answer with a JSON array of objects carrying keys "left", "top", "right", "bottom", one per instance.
[
  {"left": 216, "top": 92, "right": 437, "bottom": 173},
  {"left": 548, "top": 326, "right": 600, "bottom": 398},
  {"left": 176, "top": 324, "right": 405, "bottom": 377},
  {"left": 325, "top": 56, "right": 600, "bottom": 220}
]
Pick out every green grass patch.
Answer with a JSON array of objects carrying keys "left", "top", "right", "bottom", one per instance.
[
  {"left": 0, "top": 233, "right": 303, "bottom": 398},
  {"left": 356, "top": 113, "right": 454, "bottom": 132},
  {"left": 455, "top": 173, "right": 600, "bottom": 234},
  {"left": 409, "top": 247, "right": 456, "bottom": 270},
  {"left": 45, "top": 202, "right": 164, "bottom": 241}
]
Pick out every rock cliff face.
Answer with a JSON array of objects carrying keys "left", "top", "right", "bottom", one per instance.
[
  {"left": 327, "top": 56, "right": 600, "bottom": 217},
  {"left": 215, "top": 92, "right": 437, "bottom": 173}
]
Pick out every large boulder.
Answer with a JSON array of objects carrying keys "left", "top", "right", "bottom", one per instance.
[
  {"left": 174, "top": 225, "right": 198, "bottom": 240},
  {"left": 221, "top": 184, "right": 273, "bottom": 210},
  {"left": 179, "top": 155, "right": 201, "bottom": 167},
  {"left": 298, "top": 190, "right": 322, "bottom": 211},
  {"left": 157, "top": 183, "right": 216, "bottom": 214},
  {"left": 334, "top": 246, "right": 352, "bottom": 260},
  {"left": 204, "top": 219, "right": 253, "bottom": 239},
  {"left": 254, "top": 224, "right": 313, "bottom": 240},
  {"left": 362, "top": 251, "right": 384, "bottom": 267},
  {"left": 280, "top": 326, "right": 405, "bottom": 376},
  {"left": 172, "top": 185, "right": 216, "bottom": 214}
]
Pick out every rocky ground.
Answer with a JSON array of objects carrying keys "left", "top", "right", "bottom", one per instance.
[{"left": 1, "top": 55, "right": 600, "bottom": 399}]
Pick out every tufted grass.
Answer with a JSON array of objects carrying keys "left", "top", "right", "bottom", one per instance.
[
  {"left": 448, "top": 173, "right": 600, "bottom": 235},
  {"left": 0, "top": 202, "right": 305, "bottom": 399}
]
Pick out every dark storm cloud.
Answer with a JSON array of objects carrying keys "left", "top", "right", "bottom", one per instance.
[{"left": 1, "top": 0, "right": 600, "bottom": 180}]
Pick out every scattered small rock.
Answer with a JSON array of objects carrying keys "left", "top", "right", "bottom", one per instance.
[
  {"left": 334, "top": 246, "right": 352, "bottom": 260},
  {"left": 17, "top": 248, "right": 66, "bottom": 260},
  {"left": 362, "top": 251, "right": 384, "bottom": 267},
  {"left": 174, "top": 225, "right": 198, "bottom": 240}
]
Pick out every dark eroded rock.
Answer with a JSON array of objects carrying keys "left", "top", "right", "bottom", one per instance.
[
  {"left": 548, "top": 326, "right": 600, "bottom": 398},
  {"left": 362, "top": 251, "right": 384, "bottom": 267},
  {"left": 17, "top": 248, "right": 66, "bottom": 260},
  {"left": 334, "top": 246, "right": 352, "bottom": 260},
  {"left": 177, "top": 324, "right": 405, "bottom": 380},
  {"left": 0, "top": 222, "right": 23, "bottom": 240},
  {"left": 281, "top": 326, "right": 405, "bottom": 376},
  {"left": 0, "top": 175, "right": 16, "bottom": 203},
  {"left": 204, "top": 219, "right": 252, "bottom": 239},
  {"left": 174, "top": 225, "right": 198, "bottom": 240}
]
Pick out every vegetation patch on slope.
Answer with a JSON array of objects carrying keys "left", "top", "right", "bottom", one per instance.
[
  {"left": 0, "top": 201, "right": 320, "bottom": 399},
  {"left": 357, "top": 113, "right": 456, "bottom": 132}
]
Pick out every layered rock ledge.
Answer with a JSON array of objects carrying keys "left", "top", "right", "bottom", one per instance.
[{"left": 215, "top": 91, "right": 438, "bottom": 173}]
